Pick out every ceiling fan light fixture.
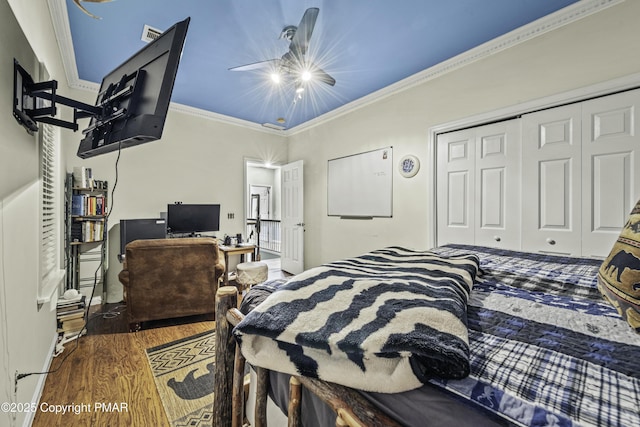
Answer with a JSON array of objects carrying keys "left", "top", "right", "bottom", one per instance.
[
  {"left": 230, "top": 8, "right": 335, "bottom": 90},
  {"left": 301, "top": 70, "right": 312, "bottom": 81},
  {"left": 270, "top": 72, "right": 281, "bottom": 84}
]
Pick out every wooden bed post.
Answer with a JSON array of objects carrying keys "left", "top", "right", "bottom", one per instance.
[
  {"left": 214, "top": 286, "right": 238, "bottom": 427},
  {"left": 288, "top": 376, "right": 302, "bottom": 427},
  {"left": 255, "top": 366, "right": 269, "bottom": 427},
  {"left": 232, "top": 345, "right": 246, "bottom": 427}
]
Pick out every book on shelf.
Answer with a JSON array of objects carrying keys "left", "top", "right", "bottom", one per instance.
[
  {"left": 71, "top": 194, "right": 84, "bottom": 215},
  {"left": 57, "top": 296, "right": 86, "bottom": 312},
  {"left": 56, "top": 308, "right": 85, "bottom": 323},
  {"left": 57, "top": 304, "right": 84, "bottom": 314},
  {"left": 57, "top": 294, "right": 85, "bottom": 308},
  {"left": 58, "top": 317, "right": 85, "bottom": 334},
  {"left": 96, "top": 196, "right": 104, "bottom": 216},
  {"left": 57, "top": 295, "right": 87, "bottom": 335},
  {"left": 83, "top": 220, "right": 104, "bottom": 242},
  {"left": 73, "top": 166, "right": 92, "bottom": 189},
  {"left": 70, "top": 222, "right": 83, "bottom": 242},
  {"left": 71, "top": 194, "right": 107, "bottom": 217},
  {"left": 71, "top": 220, "right": 104, "bottom": 243}
]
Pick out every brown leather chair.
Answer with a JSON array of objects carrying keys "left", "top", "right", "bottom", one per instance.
[{"left": 118, "top": 237, "right": 225, "bottom": 331}]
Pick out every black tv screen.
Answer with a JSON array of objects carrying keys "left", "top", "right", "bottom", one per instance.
[
  {"left": 120, "top": 218, "right": 167, "bottom": 255},
  {"left": 167, "top": 204, "right": 220, "bottom": 234},
  {"left": 77, "top": 18, "right": 190, "bottom": 159}
]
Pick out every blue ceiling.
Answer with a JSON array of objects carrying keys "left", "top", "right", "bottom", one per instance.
[{"left": 65, "top": 0, "right": 579, "bottom": 129}]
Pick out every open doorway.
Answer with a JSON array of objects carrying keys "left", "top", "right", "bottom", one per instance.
[{"left": 245, "top": 161, "right": 281, "bottom": 262}]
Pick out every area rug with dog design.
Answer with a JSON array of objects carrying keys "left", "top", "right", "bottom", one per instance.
[{"left": 145, "top": 330, "right": 215, "bottom": 427}]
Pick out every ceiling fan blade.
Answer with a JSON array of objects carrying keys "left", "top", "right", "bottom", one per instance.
[
  {"left": 308, "top": 63, "right": 336, "bottom": 86},
  {"left": 290, "top": 7, "right": 319, "bottom": 57},
  {"left": 229, "top": 59, "right": 280, "bottom": 72},
  {"left": 314, "top": 69, "right": 336, "bottom": 86}
]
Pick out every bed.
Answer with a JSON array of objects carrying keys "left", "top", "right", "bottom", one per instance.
[{"left": 213, "top": 244, "right": 640, "bottom": 427}]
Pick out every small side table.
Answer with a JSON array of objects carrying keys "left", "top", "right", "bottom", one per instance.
[{"left": 218, "top": 244, "right": 257, "bottom": 287}]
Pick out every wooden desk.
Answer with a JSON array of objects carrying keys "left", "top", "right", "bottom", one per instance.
[{"left": 218, "top": 244, "right": 257, "bottom": 286}]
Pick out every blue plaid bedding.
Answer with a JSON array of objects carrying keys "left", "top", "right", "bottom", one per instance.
[
  {"left": 430, "top": 245, "right": 640, "bottom": 427},
  {"left": 241, "top": 245, "right": 640, "bottom": 426}
]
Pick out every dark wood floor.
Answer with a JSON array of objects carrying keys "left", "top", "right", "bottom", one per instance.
[
  {"left": 33, "top": 259, "right": 288, "bottom": 427},
  {"left": 33, "top": 304, "right": 215, "bottom": 427}
]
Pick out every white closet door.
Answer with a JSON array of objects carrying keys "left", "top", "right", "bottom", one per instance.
[
  {"left": 437, "top": 119, "right": 520, "bottom": 249},
  {"left": 522, "top": 104, "right": 582, "bottom": 255},
  {"left": 474, "top": 120, "right": 521, "bottom": 249},
  {"left": 437, "top": 129, "right": 475, "bottom": 245},
  {"left": 581, "top": 89, "right": 640, "bottom": 257}
]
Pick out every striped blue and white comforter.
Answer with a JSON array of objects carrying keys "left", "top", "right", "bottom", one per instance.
[
  {"left": 236, "top": 245, "right": 640, "bottom": 426},
  {"left": 234, "top": 246, "right": 480, "bottom": 393}
]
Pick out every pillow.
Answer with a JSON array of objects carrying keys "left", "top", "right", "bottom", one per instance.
[{"left": 597, "top": 199, "right": 640, "bottom": 332}]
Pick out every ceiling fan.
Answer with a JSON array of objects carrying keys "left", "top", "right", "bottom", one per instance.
[
  {"left": 73, "top": 0, "right": 113, "bottom": 20},
  {"left": 229, "top": 8, "right": 336, "bottom": 92}
]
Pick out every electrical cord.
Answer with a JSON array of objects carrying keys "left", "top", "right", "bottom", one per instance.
[{"left": 16, "top": 142, "right": 122, "bottom": 385}]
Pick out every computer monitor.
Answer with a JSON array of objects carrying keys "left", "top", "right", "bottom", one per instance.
[
  {"left": 119, "top": 218, "right": 167, "bottom": 255},
  {"left": 76, "top": 17, "right": 190, "bottom": 158},
  {"left": 167, "top": 204, "right": 220, "bottom": 235}
]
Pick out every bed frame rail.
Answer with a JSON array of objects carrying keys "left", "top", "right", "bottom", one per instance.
[{"left": 214, "top": 286, "right": 401, "bottom": 427}]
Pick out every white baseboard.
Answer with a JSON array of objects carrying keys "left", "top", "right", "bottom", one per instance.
[{"left": 22, "top": 334, "right": 57, "bottom": 427}]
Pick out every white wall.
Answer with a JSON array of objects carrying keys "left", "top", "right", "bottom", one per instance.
[
  {"left": 60, "top": 98, "right": 288, "bottom": 302},
  {"left": 1, "top": 1, "right": 60, "bottom": 426},
  {"left": 288, "top": 0, "right": 640, "bottom": 268}
]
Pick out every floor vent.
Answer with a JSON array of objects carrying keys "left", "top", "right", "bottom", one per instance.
[{"left": 141, "top": 24, "right": 162, "bottom": 43}]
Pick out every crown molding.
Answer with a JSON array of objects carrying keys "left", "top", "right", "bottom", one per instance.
[
  {"left": 169, "top": 102, "right": 286, "bottom": 135},
  {"left": 48, "top": 0, "right": 623, "bottom": 137},
  {"left": 287, "top": 0, "right": 624, "bottom": 135},
  {"left": 47, "top": 0, "right": 78, "bottom": 89}
]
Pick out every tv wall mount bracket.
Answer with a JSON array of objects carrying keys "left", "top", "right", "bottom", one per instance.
[{"left": 12, "top": 59, "right": 144, "bottom": 137}]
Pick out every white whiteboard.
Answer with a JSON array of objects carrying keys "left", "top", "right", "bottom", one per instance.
[{"left": 327, "top": 147, "right": 393, "bottom": 218}]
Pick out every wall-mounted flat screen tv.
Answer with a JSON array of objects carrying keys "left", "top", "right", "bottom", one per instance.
[{"left": 76, "top": 18, "right": 190, "bottom": 159}]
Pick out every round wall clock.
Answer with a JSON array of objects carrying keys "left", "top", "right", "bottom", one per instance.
[{"left": 399, "top": 155, "right": 420, "bottom": 178}]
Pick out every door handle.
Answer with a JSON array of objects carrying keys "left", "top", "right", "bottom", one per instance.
[{"left": 296, "top": 223, "right": 305, "bottom": 227}]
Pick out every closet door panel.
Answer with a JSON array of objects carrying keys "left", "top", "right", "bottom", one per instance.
[
  {"left": 480, "top": 167, "right": 504, "bottom": 228},
  {"left": 475, "top": 120, "right": 521, "bottom": 249},
  {"left": 522, "top": 104, "right": 582, "bottom": 255},
  {"left": 592, "top": 152, "right": 630, "bottom": 228},
  {"left": 582, "top": 89, "right": 640, "bottom": 257},
  {"left": 437, "top": 130, "right": 475, "bottom": 245},
  {"left": 539, "top": 158, "right": 573, "bottom": 229}
]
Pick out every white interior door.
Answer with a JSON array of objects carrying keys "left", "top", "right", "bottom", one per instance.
[
  {"left": 281, "top": 160, "right": 304, "bottom": 274},
  {"left": 581, "top": 88, "right": 640, "bottom": 257},
  {"left": 474, "top": 119, "right": 521, "bottom": 249},
  {"left": 436, "top": 119, "right": 520, "bottom": 249},
  {"left": 436, "top": 129, "right": 476, "bottom": 246},
  {"left": 521, "top": 104, "right": 582, "bottom": 255}
]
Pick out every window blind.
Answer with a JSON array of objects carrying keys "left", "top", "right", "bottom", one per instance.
[{"left": 40, "top": 122, "right": 58, "bottom": 281}]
